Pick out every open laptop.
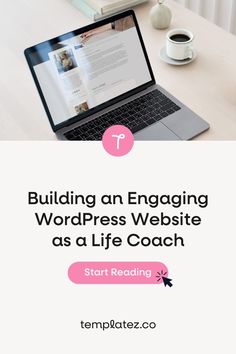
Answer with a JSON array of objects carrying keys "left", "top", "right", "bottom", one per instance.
[{"left": 24, "top": 10, "right": 209, "bottom": 141}]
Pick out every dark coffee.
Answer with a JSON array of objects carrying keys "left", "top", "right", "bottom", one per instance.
[{"left": 170, "top": 34, "right": 190, "bottom": 43}]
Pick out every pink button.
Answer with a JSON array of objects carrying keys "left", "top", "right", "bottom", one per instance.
[
  {"left": 102, "top": 125, "right": 134, "bottom": 157},
  {"left": 68, "top": 262, "right": 168, "bottom": 284}
]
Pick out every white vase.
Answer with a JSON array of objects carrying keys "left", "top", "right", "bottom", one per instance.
[{"left": 150, "top": 1, "right": 172, "bottom": 30}]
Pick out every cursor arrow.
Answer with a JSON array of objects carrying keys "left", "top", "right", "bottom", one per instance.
[{"left": 162, "top": 277, "right": 173, "bottom": 287}]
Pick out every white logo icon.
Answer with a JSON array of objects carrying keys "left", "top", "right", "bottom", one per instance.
[{"left": 112, "top": 133, "right": 126, "bottom": 150}]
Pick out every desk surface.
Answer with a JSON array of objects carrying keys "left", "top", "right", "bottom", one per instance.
[{"left": 1, "top": 0, "right": 236, "bottom": 140}]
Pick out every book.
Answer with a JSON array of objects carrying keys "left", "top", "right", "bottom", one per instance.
[
  {"left": 71, "top": 0, "right": 102, "bottom": 20},
  {"left": 71, "top": 0, "right": 148, "bottom": 20},
  {"left": 86, "top": 0, "right": 146, "bottom": 15}
]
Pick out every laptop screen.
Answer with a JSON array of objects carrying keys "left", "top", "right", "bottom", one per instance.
[{"left": 26, "top": 13, "right": 153, "bottom": 127}]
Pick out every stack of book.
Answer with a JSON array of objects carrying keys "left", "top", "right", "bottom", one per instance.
[{"left": 71, "top": 0, "right": 149, "bottom": 21}]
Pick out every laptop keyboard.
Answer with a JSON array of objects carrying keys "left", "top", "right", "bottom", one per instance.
[{"left": 64, "top": 89, "right": 181, "bottom": 140}]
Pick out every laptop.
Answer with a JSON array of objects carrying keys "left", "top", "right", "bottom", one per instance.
[{"left": 24, "top": 10, "right": 209, "bottom": 141}]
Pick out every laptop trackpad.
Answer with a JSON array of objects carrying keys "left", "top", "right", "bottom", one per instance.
[
  {"left": 134, "top": 122, "right": 181, "bottom": 141},
  {"left": 161, "top": 109, "right": 210, "bottom": 140}
]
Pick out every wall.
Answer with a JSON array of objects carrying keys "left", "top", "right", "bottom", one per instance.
[{"left": 173, "top": 0, "right": 236, "bottom": 34}]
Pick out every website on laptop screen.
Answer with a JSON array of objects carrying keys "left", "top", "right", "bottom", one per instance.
[{"left": 30, "top": 15, "right": 152, "bottom": 126}]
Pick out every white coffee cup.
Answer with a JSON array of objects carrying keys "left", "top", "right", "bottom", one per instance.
[{"left": 166, "top": 29, "right": 194, "bottom": 61}]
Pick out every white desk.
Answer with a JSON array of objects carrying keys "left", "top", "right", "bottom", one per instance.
[{"left": 0, "top": 0, "right": 236, "bottom": 140}]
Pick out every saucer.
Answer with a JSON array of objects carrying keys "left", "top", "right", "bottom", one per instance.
[{"left": 160, "top": 46, "right": 197, "bottom": 66}]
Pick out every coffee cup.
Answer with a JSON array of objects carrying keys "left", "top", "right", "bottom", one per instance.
[{"left": 166, "top": 29, "right": 194, "bottom": 61}]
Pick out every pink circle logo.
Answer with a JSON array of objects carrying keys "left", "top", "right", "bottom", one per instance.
[{"left": 102, "top": 125, "right": 134, "bottom": 157}]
